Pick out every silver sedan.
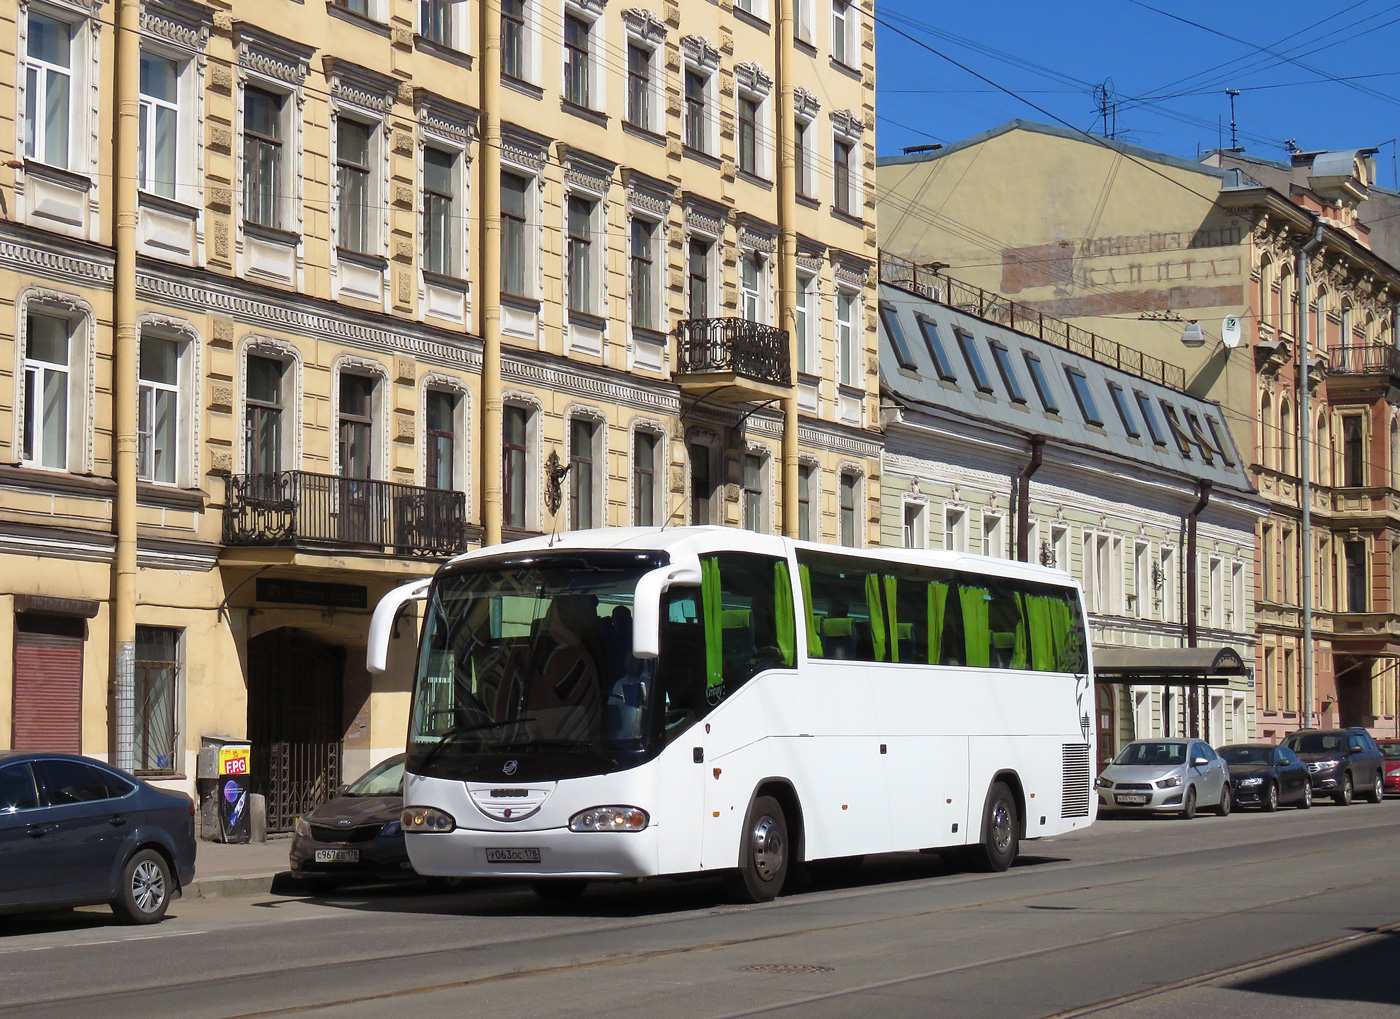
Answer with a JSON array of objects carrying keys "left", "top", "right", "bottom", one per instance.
[{"left": 1096, "top": 739, "right": 1232, "bottom": 819}]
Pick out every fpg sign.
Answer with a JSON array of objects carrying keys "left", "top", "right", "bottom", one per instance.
[{"left": 218, "top": 747, "right": 250, "bottom": 776}]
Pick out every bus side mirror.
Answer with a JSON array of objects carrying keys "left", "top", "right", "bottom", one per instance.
[
  {"left": 367, "top": 579, "right": 432, "bottom": 674},
  {"left": 633, "top": 564, "right": 702, "bottom": 660}
]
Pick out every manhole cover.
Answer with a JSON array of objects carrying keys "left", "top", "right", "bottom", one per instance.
[{"left": 740, "top": 964, "right": 835, "bottom": 975}]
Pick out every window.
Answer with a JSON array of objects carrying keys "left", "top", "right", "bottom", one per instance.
[
  {"left": 243, "top": 87, "right": 284, "bottom": 229},
  {"left": 24, "top": 12, "right": 73, "bottom": 168},
  {"left": 700, "top": 552, "right": 795, "bottom": 694},
  {"left": 1210, "top": 557, "right": 1224, "bottom": 627},
  {"left": 983, "top": 513, "right": 1004, "bottom": 559},
  {"left": 503, "top": 404, "right": 531, "bottom": 529},
  {"left": 420, "top": 0, "right": 453, "bottom": 45},
  {"left": 739, "top": 95, "right": 759, "bottom": 175},
  {"left": 795, "top": 114, "right": 816, "bottom": 198},
  {"left": 422, "top": 146, "right": 458, "bottom": 277},
  {"left": 990, "top": 342, "right": 1025, "bottom": 402},
  {"left": 425, "top": 389, "right": 457, "bottom": 490},
  {"left": 134, "top": 627, "right": 180, "bottom": 775},
  {"left": 336, "top": 119, "right": 373, "bottom": 254},
  {"left": 684, "top": 69, "right": 709, "bottom": 153},
  {"left": 831, "top": 0, "right": 852, "bottom": 64},
  {"left": 1161, "top": 547, "right": 1177, "bottom": 622},
  {"left": 1346, "top": 540, "right": 1367, "bottom": 612},
  {"left": 833, "top": 137, "right": 854, "bottom": 215},
  {"left": 1050, "top": 524, "right": 1068, "bottom": 571},
  {"left": 1207, "top": 416, "right": 1235, "bottom": 466},
  {"left": 501, "top": 0, "right": 527, "bottom": 79},
  {"left": 138, "top": 335, "right": 180, "bottom": 485},
  {"left": 1344, "top": 416, "right": 1365, "bottom": 487},
  {"left": 1132, "top": 542, "right": 1149, "bottom": 617},
  {"left": 796, "top": 272, "right": 817, "bottom": 373},
  {"left": 1107, "top": 383, "right": 1138, "bottom": 436},
  {"left": 1065, "top": 368, "right": 1102, "bottom": 425},
  {"left": 1024, "top": 353, "right": 1057, "bottom": 412},
  {"left": 944, "top": 506, "right": 966, "bottom": 553},
  {"left": 904, "top": 501, "right": 926, "bottom": 549},
  {"left": 334, "top": 0, "right": 370, "bottom": 16},
  {"left": 798, "top": 463, "right": 817, "bottom": 541},
  {"left": 741, "top": 252, "right": 766, "bottom": 323},
  {"left": 689, "top": 440, "right": 718, "bottom": 524},
  {"left": 633, "top": 430, "right": 660, "bottom": 527},
  {"left": 563, "top": 13, "right": 591, "bottom": 107},
  {"left": 881, "top": 304, "right": 916, "bottom": 370},
  {"left": 1136, "top": 391, "right": 1166, "bottom": 445},
  {"left": 955, "top": 328, "right": 994, "bottom": 393},
  {"left": 743, "top": 453, "right": 767, "bottom": 532},
  {"left": 1231, "top": 561, "right": 1244, "bottom": 628},
  {"left": 1184, "top": 410, "right": 1214, "bottom": 463},
  {"left": 501, "top": 171, "right": 530, "bottom": 297},
  {"left": 626, "top": 43, "right": 654, "bottom": 131},
  {"left": 566, "top": 195, "right": 597, "bottom": 315},
  {"left": 837, "top": 290, "right": 858, "bottom": 386},
  {"left": 1160, "top": 402, "right": 1193, "bottom": 457},
  {"left": 21, "top": 314, "right": 72, "bottom": 470},
  {"left": 687, "top": 237, "right": 712, "bottom": 320},
  {"left": 338, "top": 373, "right": 376, "bottom": 479},
  {"left": 138, "top": 51, "right": 179, "bottom": 199},
  {"left": 569, "top": 417, "right": 598, "bottom": 529},
  {"left": 839, "top": 472, "right": 859, "bottom": 546},
  {"left": 630, "top": 218, "right": 658, "bottom": 330},
  {"left": 245, "top": 355, "right": 285, "bottom": 474}
]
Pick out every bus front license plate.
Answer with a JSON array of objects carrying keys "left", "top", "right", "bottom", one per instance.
[
  {"left": 486, "top": 848, "right": 541, "bottom": 864},
  {"left": 314, "top": 849, "right": 360, "bottom": 863},
  {"left": 1115, "top": 794, "right": 1148, "bottom": 805}
]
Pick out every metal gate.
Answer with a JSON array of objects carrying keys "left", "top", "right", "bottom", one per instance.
[{"left": 248, "top": 629, "right": 344, "bottom": 832}]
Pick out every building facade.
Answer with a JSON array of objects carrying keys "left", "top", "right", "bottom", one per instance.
[
  {"left": 877, "top": 271, "right": 1264, "bottom": 767},
  {"left": 878, "top": 123, "right": 1400, "bottom": 740},
  {"left": 1, "top": 0, "right": 880, "bottom": 826}
]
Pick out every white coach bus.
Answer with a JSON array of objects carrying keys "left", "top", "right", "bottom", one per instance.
[{"left": 367, "top": 527, "right": 1095, "bottom": 901}]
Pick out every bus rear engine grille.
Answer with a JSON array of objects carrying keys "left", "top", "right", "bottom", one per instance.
[{"left": 1061, "top": 743, "right": 1091, "bottom": 818}]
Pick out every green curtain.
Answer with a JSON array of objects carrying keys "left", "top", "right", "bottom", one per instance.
[
  {"left": 774, "top": 560, "right": 796, "bottom": 667},
  {"left": 960, "top": 584, "right": 991, "bottom": 668},
  {"left": 884, "top": 575, "right": 901, "bottom": 662},
  {"left": 928, "top": 581, "right": 949, "bottom": 665},
  {"left": 1011, "top": 593, "right": 1029, "bottom": 670},
  {"left": 701, "top": 557, "right": 724, "bottom": 691},
  {"left": 1027, "top": 594, "right": 1055, "bottom": 672},
  {"left": 799, "top": 564, "right": 823, "bottom": 658},
  {"left": 865, "top": 572, "right": 887, "bottom": 662}
]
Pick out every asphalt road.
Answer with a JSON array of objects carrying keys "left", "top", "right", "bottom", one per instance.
[{"left": 1, "top": 799, "right": 1398, "bottom": 1019}]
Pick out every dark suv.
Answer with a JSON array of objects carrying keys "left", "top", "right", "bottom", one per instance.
[{"left": 1280, "top": 728, "right": 1387, "bottom": 805}]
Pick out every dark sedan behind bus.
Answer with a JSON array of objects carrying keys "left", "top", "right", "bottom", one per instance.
[
  {"left": 1218, "top": 743, "right": 1312, "bottom": 811},
  {"left": 0, "top": 752, "right": 196, "bottom": 923}
]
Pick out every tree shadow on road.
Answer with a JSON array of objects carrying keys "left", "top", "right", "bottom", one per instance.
[{"left": 1226, "top": 929, "right": 1400, "bottom": 1006}]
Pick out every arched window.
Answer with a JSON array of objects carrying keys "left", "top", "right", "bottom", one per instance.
[
  {"left": 1389, "top": 417, "right": 1398, "bottom": 489},
  {"left": 1260, "top": 390, "right": 1274, "bottom": 470},
  {"left": 1340, "top": 299, "right": 1354, "bottom": 349},
  {"left": 1257, "top": 254, "right": 1274, "bottom": 332},
  {"left": 1313, "top": 285, "right": 1329, "bottom": 356},
  {"left": 1279, "top": 398, "right": 1294, "bottom": 476},
  {"left": 1317, "top": 412, "right": 1331, "bottom": 486},
  {"left": 1280, "top": 265, "right": 1295, "bottom": 336}
]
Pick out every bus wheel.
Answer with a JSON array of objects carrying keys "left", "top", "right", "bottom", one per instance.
[
  {"left": 967, "top": 782, "right": 1019, "bottom": 873},
  {"left": 531, "top": 879, "right": 589, "bottom": 901},
  {"left": 731, "top": 795, "right": 789, "bottom": 903}
]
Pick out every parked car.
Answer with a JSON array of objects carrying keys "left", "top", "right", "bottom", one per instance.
[
  {"left": 1280, "top": 728, "right": 1386, "bottom": 805},
  {"left": 1378, "top": 738, "right": 1400, "bottom": 798},
  {"left": 1096, "top": 739, "right": 1232, "bottom": 819},
  {"left": 290, "top": 754, "right": 414, "bottom": 891},
  {"left": 0, "top": 752, "right": 196, "bottom": 924},
  {"left": 1217, "top": 743, "right": 1312, "bottom": 811}
]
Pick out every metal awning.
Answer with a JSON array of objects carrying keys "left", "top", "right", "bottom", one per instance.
[{"left": 1093, "top": 646, "right": 1248, "bottom": 685}]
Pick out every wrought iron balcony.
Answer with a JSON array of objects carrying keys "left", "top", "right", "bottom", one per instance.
[
  {"left": 223, "top": 471, "right": 469, "bottom": 557},
  {"left": 673, "top": 317, "right": 792, "bottom": 403},
  {"left": 1327, "top": 344, "right": 1400, "bottom": 379}
]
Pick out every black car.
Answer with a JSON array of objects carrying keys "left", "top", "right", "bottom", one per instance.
[
  {"left": 0, "top": 752, "right": 197, "bottom": 923},
  {"left": 290, "top": 754, "right": 413, "bottom": 890},
  {"left": 1280, "top": 728, "right": 1387, "bottom": 805},
  {"left": 1218, "top": 743, "right": 1312, "bottom": 811}
]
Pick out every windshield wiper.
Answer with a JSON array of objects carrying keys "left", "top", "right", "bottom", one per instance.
[{"left": 417, "top": 718, "right": 538, "bottom": 769}]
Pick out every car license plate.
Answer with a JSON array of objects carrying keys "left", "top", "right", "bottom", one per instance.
[
  {"left": 485, "top": 848, "right": 540, "bottom": 864},
  {"left": 1115, "top": 794, "right": 1149, "bottom": 805},
  {"left": 314, "top": 849, "right": 360, "bottom": 864}
]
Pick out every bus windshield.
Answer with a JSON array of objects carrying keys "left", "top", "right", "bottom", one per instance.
[{"left": 410, "top": 559, "right": 659, "bottom": 776}]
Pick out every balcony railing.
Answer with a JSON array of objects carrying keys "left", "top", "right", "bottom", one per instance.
[
  {"left": 1327, "top": 344, "right": 1400, "bottom": 378},
  {"left": 223, "top": 471, "right": 469, "bottom": 557},
  {"left": 673, "top": 317, "right": 791, "bottom": 388}
]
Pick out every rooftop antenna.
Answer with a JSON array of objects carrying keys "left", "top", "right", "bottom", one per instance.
[
  {"left": 1225, "top": 89, "right": 1241, "bottom": 151},
  {"left": 1284, "top": 138, "right": 1299, "bottom": 156},
  {"left": 1094, "top": 79, "right": 1117, "bottom": 139}
]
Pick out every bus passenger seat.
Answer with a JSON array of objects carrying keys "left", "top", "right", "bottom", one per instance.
[
  {"left": 991, "top": 631, "right": 1016, "bottom": 668},
  {"left": 722, "top": 608, "right": 755, "bottom": 663},
  {"left": 821, "top": 617, "right": 855, "bottom": 660}
]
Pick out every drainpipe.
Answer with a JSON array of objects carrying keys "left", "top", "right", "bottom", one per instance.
[
  {"left": 110, "top": 0, "right": 141, "bottom": 770},
  {"left": 777, "top": 0, "right": 800, "bottom": 537},
  {"left": 478, "top": 0, "right": 503, "bottom": 547},
  {"left": 1015, "top": 435, "right": 1046, "bottom": 562},
  {"left": 1185, "top": 479, "right": 1212, "bottom": 738},
  {"left": 1299, "top": 224, "right": 1325, "bottom": 729}
]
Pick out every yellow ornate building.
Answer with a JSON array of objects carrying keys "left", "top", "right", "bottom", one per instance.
[{"left": 0, "top": 0, "right": 880, "bottom": 828}]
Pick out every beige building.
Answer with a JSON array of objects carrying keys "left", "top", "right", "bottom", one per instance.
[
  {"left": 0, "top": 0, "right": 879, "bottom": 828},
  {"left": 879, "top": 122, "right": 1400, "bottom": 740}
]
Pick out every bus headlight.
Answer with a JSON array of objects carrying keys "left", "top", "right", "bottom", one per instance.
[
  {"left": 569, "top": 806, "right": 649, "bottom": 832},
  {"left": 402, "top": 806, "right": 456, "bottom": 832}
]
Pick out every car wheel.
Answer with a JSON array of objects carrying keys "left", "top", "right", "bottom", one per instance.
[
  {"left": 729, "top": 795, "right": 789, "bottom": 903},
  {"left": 1335, "top": 774, "right": 1353, "bottom": 806},
  {"left": 530, "top": 879, "right": 589, "bottom": 901},
  {"left": 1180, "top": 786, "right": 1197, "bottom": 820},
  {"left": 111, "top": 849, "right": 173, "bottom": 925},
  {"left": 1366, "top": 772, "right": 1384, "bottom": 804},
  {"left": 966, "top": 782, "right": 1020, "bottom": 873},
  {"left": 1300, "top": 782, "right": 1312, "bottom": 809},
  {"left": 1263, "top": 782, "right": 1279, "bottom": 812}
]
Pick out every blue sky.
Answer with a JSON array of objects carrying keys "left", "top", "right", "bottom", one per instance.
[{"left": 874, "top": 1, "right": 1400, "bottom": 183}]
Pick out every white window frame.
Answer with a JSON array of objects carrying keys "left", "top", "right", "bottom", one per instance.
[
  {"left": 421, "top": 375, "right": 470, "bottom": 499},
  {"left": 839, "top": 469, "right": 863, "bottom": 547},
  {"left": 137, "top": 316, "right": 199, "bottom": 489},
  {"left": 20, "top": 4, "right": 92, "bottom": 173},
  {"left": 235, "top": 30, "right": 312, "bottom": 245},
  {"left": 739, "top": 248, "right": 770, "bottom": 324},
  {"left": 735, "top": 0, "right": 769, "bottom": 20},
  {"left": 630, "top": 422, "right": 666, "bottom": 528},
  {"left": 628, "top": 211, "right": 662, "bottom": 333},
  {"left": 982, "top": 512, "right": 1004, "bottom": 559},
  {"left": 681, "top": 36, "right": 720, "bottom": 156},
  {"left": 1050, "top": 524, "right": 1068, "bottom": 573},
  {"left": 1209, "top": 556, "right": 1224, "bottom": 628},
  {"left": 331, "top": 357, "right": 389, "bottom": 481},
  {"left": 735, "top": 63, "right": 774, "bottom": 181},
  {"left": 1161, "top": 546, "right": 1178, "bottom": 623},
  {"left": 794, "top": 109, "right": 818, "bottom": 200},
  {"left": 500, "top": 0, "right": 541, "bottom": 84},
  {"left": 562, "top": 1, "right": 606, "bottom": 111},
  {"left": 566, "top": 409, "right": 605, "bottom": 530},
  {"left": 331, "top": 0, "right": 389, "bottom": 22},
  {"left": 831, "top": 0, "right": 856, "bottom": 66},
  {"left": 742, "top": 446, "right": 772, "bottom": 534},
  {"left": 835, "top": 286, "right": 859, "bottom": 387},
  {"left": 798, "top": 459, "right": 820, "bottom": 542},
  {"left": 420, "top": 137, "right": 465, "bottom": 280},
  {"left": 1231, "top": 560, "right": 1244, "bottom": 629},
  {"left": 419, "top": 0, "right": 468, "bottom": 50},
  {"left": 14, "top": 292, "right": 95, "bottom": 475},
  {"left": 622, "top": 9, "right": 666, "bottom": 135},
  {"left": 795, "top": 0, "right": 814, "bottom": 44},
  {"left": 944, "top": 505, "right": 967, "bottom": 554},
  {"left": 903, "top": 499, "right": 927, "bottom": 550},
  {"left": 502, "top": 397, "right": 541, "bottom": 531},
  {"left": 831, "top": 110, "right": 865, "bottom": 219},
  {"left": 1131, "top": 541, "right": 1149, "bottom": 618},
  {"left": 795, "top": 269, "right": 819, "bottom": 375},
  {"left": 684, "top": 206, "right": 722, "bottom": 321},
  {"left": 565, "top": 190, "right": 602, "bottom": 318}
]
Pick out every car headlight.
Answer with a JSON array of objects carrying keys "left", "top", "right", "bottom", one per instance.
[
  {"left": 568, "top": 806, "right": 649, "bottom": 832},
  {"left": 1320, "top": 759, "right": 1343, "bottom": 771},
  {"left": 1238, "top": 777, "right": 1263, "bottom": 787},
  {"left": 401, "top": 806, "right": 456, "bottom": 832},
  {"left": 380, "top": 820, "right": 401, "bottom": 837},
  {"left": 1155, "top": 776, "right": 1182, "bottom": 789},
  {"left": 295, "top": 816, "right": 311, "bottom": 838},
  {"left": 1095, "top": 776, "right": 1114, "bottom": 789}
]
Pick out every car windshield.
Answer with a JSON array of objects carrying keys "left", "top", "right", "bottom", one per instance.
[
  {"left": 1282, "top": 733, "right": 1344, "bottom": 754},
  {"left": 1219, "top": 746, "right": 1270, "bottom": 766},
  {"left": 1380, "top": 743, "right": 1400, "bottom": 761},
  {"left": 1113, "top": 742, "right": 1186, "bottom": 766},
  {"left": 345, "top": 757, "right": 403, "bottom": 796}
]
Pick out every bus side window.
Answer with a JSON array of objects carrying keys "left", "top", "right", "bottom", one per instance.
[
  {"left": 701, "top": 553, "right": 797, "bottom": 694},
  {"left": 987, "top": 582, "right": 1028, "bottom": 670},
  {"left": 885, "top": 571, "right": 931, "bottom": 664},
  {"left": 796, "top": 550, "right": 888, "bottom": 662},
  {"left": 659, "top": 589, "right": 706, "bottom": 739}
]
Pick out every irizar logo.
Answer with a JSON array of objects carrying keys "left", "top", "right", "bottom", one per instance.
[{"left": 503, "top": 760, "right": 518, "bottom": 776}]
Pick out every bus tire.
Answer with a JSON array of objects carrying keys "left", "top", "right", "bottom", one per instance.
[
  {"left": 967, "top": 781, "right": 1019, "bottom": 873},
  {"left": 730, "top": 795, "right": 789, "bottom": 903}
]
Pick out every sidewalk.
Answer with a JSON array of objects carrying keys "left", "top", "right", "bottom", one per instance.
[{"left": 186, "top": 836, "right": 297, "bottom": 899}]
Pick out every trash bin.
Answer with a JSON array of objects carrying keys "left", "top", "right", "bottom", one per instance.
[{"left": 197, "top": 735, "right": 252, "bottom": 844}]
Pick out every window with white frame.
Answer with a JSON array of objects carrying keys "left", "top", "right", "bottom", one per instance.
[
  {"left": 839, "top": 471, "right": 860, "bottom": 546},
  {"left": 735, "top": 0, "right": 768, "bottom": 19},
  {"left": 684, "top": 68, "right": 710, "bottom": 152},
  {"left": 1161, "top": 546, "right": 1178, "bottom": 622},
  {"left": 1231, "top": 561, "right": 1244, "bottom": 628},
  {"left": 421, "top": 144, "right": 461, "bottom": 277},
  {"left": 686, "top": 234, "right": 714, "bottom": 320},
  {"left": 831, "top": 0, "right": 856, "bottom": 66},
  {"left": 633, "top": 428, "right": 662, "bottom": 527},
  {"left": 562, "top": 10, "right": 594, "bottom": 108},
  {"left": 138, "top": 50, "right": 179, "bottom": 200},
  {"left": 500, "top": 0, "right": 532, "bottom": 81},
  {"left": 334, "top": 109, "right": 384, "bottom": 256},
  {"left": 503, "top": 403, "right": 534, "bottom": 529},
  {"left": 138, "top": 332, "right": 188, "bottom": 486},
  {"left": 735, "top": 64, "right": 773, "bottom": 180},
  {"left": 738, "top": 93, "right": 760, "bottom": 177},
  {"left": 20, "top": 311, "right": 78, "bottom": 471},
  {"left": 424, "top": 388, "right": 460, "bottom": 491},
  {"left": 244, "top": 352, "right": 288, "bottom": 474},
  {"left": 982, "top": 512, "right": 1004, "bottom": 559},
  {"left": 742, "top": 451, "right": 769, "bottom": 532},
  {"left": 626, "top": 42, "right": 656, "bottom": 131},
  {"left": 836, "top": 288, "right": 858, "bottom": 386},
  {"left": 419, "top": 0, "right": 466, "bottom": 49},
  {"left": 831, "top": 111, "right": 864, "bottom": 218},
  {"left": 944, "top": 506, "right": 966, "bottom": 553},
  {"left": 566, "top": 194, "right": 599, "bottom": 316},
  {"left": 798, "top": 462, "right": 818, "bottom": 541},
  {"left": 501, "top": 169, "right": 534, "bottom": 297},
  {"left": 795, "top": 111, "right": 817, "bottom": 199},
  {"left": 795, "top": 0, "right": 814, "bottom": 43},
  {"left": 795, "top": 271, "right": 817, "bottom": 374},
  {"left": 681, "top": 37, "right": 719, "bottom": 156},
  {"left": 337, "top": 371, "right": 379, "bottom": 479},
  {"left": 1132, "top": 541, "right": 1149, "bottom": 618},
  {"left": 242, "top": 85, "right": 289, "bottom": 230},
  {"left": 903, "top": 501, "right": 926, "bottom": 549},
  {"left": 1209, "top": 556, "right": 1224, "bottom": 627},
  {"left": 23, "top": 10, "right": 79, "bottom": 170},
  {"left": 630, "top": 216, "right": 660, "bottom": 331},
  {"left": 569, "top": 416, "right": 601, "bottom": 529},
  {"left": 740, "top": 250, "right": 767, "bottom": 323}
]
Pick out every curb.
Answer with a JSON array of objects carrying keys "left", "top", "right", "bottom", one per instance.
[{"left": 185, "top": 872, "right": 291, "bottom": 900}]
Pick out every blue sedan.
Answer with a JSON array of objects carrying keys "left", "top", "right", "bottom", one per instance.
[{"left": 0, "top": 752, "right": 197, "bottom": 923}]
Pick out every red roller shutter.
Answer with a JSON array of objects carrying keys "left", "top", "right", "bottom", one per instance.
[{"left": 13, "top": 615, "right": 84, "bottom": 753}]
